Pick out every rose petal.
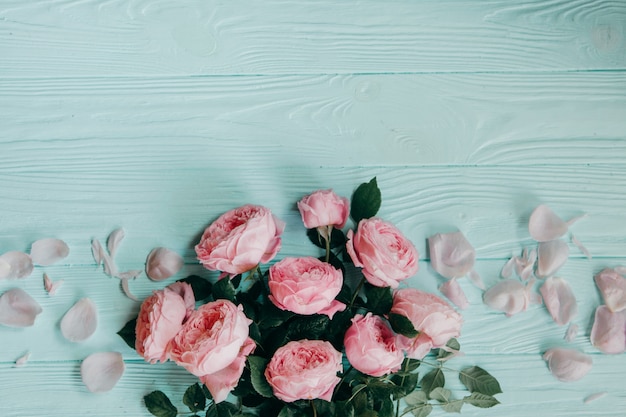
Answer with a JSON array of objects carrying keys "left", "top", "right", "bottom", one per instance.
[
  {"left": 0, "top": 251, "right": 34, "bottom": 280},
  {"left": 30, "top": 238, "right": 70, "bottom": 266},
  {"left": 540, "top": 277, "right": 578, "bottom": 325},
  {"left": 116, "top": 269, "right": 143, "bottom": 280},
  {"left": 467, "top": 269, "right": 485, "bottom": 290},
  {"left": 439, "top": 278, "right": 469, "bottom": 309},
  {"left": 483, "top": 279, "right": 530, "bottom": 316},
  {"left": 501, "top": 256, "right": 516, "bottom": 279},
  {"left": 120, "top": 277, "right": 139, "bottom": 301},
  {"left": 594, "top": 268, "right": 626, "bottom": 312},
  {"left": 91, "top": 239, "right": 104, "bottom": 266},
  {"left": 584, "top": 392, "right": 607, "bottom": 404},
  {"left": 107, "top": 228, "right": 125, "bottom": 260},
  {"left": 60, "top": 298, "right": 98, "bottom": 342},
  {"left": 590, "top": 305, "right": 626, "bottom": 354},
  {"left": 0, "top": 288, "right": 43, "bottom": 327},
  {"left": 529, "top": 205, "right": 569, "bottom": 242},
  {"left": 14, "top": 351, "right": 30, "bottom": 367},
  {"left": 43, "top": 273, "right": 63, "bottom": 296},
  {"left": 428, "top": 231, "right": 476, "bottom": 279},
  {"left": 145, "top": 247, "right": 184, "bottom": 281},
  {"left": 536, "top": 240, "right": 569, "bottom": 278},
  {"left": 543, "top": 348, "right": 592, "bottom": 382},
  {"left": 81, "top": 351, "right": 125, "bottom": 393},
  {"left": 564, "top": 323, "right": 578, "bottom": 342},
  {"left": 571, "top": 234, "right": 591, "bottom": 260}
]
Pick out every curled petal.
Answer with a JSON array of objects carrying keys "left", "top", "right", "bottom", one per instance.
[
  {"left": 43, "top": 273, "right": 63, "bottom": 296},
  {"left": 594, "top": 268, "right": 626, "bottom": 312},
  {"left": 571, "top": 234, "right": 591, "bottom": 260},
  {"left": 116, "top": 270, "right": 143, "bottom": 280},
  {"left": 14, "top": 351, "right": 30, "bottom": 367},
  {"left": 529, "top": 205, "right": 569, "bottom": 242},
  {"left": 501, "top": 256, "right": 516, "bottom": 279},
  {"left": 543, "top": 348, "right": 592, "bottom": 382},
  {"left": 483, "top": 279, "right": 530, "bottom": 316},
  {"left": 107, "top": 228, "right": 125, "bottom": 260},
  {"left": 439, "top": 278, "right": 469, "bottom": 309},
  {"left": 590, "top": 305, "right": 626, "bottom": 354},
  {"left": 81, "top": 351, "right": 125, "bottom": 393},
  {"left": 428, "top": 231, "right": 476, "bottom": 279},
  {"left": 61, "top": 298, "right": 98, "bottom": 342},
  {"left": 146, "top": 247, "right": 184, "bottom": 281},
  {"left": 0, "top": 288, "right": 42, "bottom": 327},
  {"left": 564, "top": 323, "right": 578, "bottom": 342},
  {"left": 30, "top": 238, "right": 70, "bottom": 266},
  {"left": 536, "top": 240, "right": 569, "bottom": 278},
  {"left": 540, "top": 277, "right": 578, "bottom": 325},
  {"left": 120, "top": 278, "right": 139, "bottom": 301},
  {"left": 91, "top": 239, "right": 104, "bottom": 266},
  {"left": 0, "top": 251, "right": 34, "bottom": 280}
]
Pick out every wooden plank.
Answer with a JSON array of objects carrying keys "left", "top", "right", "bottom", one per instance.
[
  {"left": 0, "top": 0, "right": 624, "bottom": 76},
  {"left": 1, "top": 73, "right": 625, "bottom": 168}
]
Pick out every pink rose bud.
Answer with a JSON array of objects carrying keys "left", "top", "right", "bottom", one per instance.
[
  {"left": 344, "top": 313, "right": 404, "bottom": 377},
  {"left": 265, "top": 340, "right": 342, "bottom": 402},
  {"left": 297, "top": 189, "right": 349, "bottom": 229},
  {"left": 135, "top": 282, "right": 195, "bottom": 364},
  {"left": 346, "top": 218, "right": 419, "bottom": 288},
  {"left": 268, "top": 257, "right": 346, "bottom": 318},
  {"left": 195, "top": 205, "right": 285, "bottom": 276}
]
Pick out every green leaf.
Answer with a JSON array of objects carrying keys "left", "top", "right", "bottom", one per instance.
[
  {"left": 442, "top": 400, "right": 464, "bottom": 413},
  {"left": 334, "top": 401, "right": 355, "bottom": 417},
  {"left": 258, "top": 302, "right": 295, "bottom": 328},
  {"left": 212, "top": 277, "right": 236, "bottom": 302},
  {"left": 429, "top": 387, "right": 452, "bottom": 402},
  {"left": 350, "top": 177, "right": 382, "bottom": 223},
  {"left": 404, "top": 391, "right": 428, "bottom": 406},
  {"left": 206, "top": 402, "right": 240, "bottom": 417},
  {"left": 201, "top": 384, "right": 213, "bottom": 400},
  {"left": 420, "top": 368, "right": 445, "bottom": 396},
  {"left": 286, "top": 314, "right": 330, "bottom": 340},
  {"left": 400, "top": 358, "right": 421, "bottom": 374},
  {"left": 117, "top": 317, "right": 137, "bottom": 350},
  {"left": 378, "top": 398, "right": 394, "bottom": 417},
  {"left": 388, "top": 313, "right": 418, "bottom": 338},
  {"left": 144, "top": 391, "right": 177, "bottom": 417},
  {"left": 248, "top": 356, "right": 274, "bottom": 398},
  {"left": 437, "top": 338, "right": 460, "bottom": 361},
  {"left": 459, "top": 366, "right": 502, "bottom": 396},
  {"left": 366, "top": 381, "right": 406, "bottom": 399},
  {"left": 390, "top": 373, "right": 419, "bottom": 399},
  {"left": 364, "top": 284, "right": 393, "bottom": 315},
  {"left": 183, "top": 383, "right": 207, "bottom": 413},
  {"left": 463, "top": 392, "right": 500, "bottom": 408},
  {"left": 306, "top": 227, "right": 347, "bottom": 249},
  {"left": 178, "top": 275, "right": 213, "bottom": 301},
  {"left": 403, "top": 403, "right": 432, "bottom": 417}
]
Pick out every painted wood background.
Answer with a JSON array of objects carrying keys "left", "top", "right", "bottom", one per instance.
[{"left": 1, "top": 0, "right": 625, "bottom": 416}]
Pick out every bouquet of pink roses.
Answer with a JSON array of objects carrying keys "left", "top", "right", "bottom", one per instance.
[{"left": 118, "top": 178, "right": 501, "bottom": 417}]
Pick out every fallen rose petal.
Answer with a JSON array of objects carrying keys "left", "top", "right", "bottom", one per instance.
[
  {"left": 61, "top": 298, "right": 98, "bottom": 342},
  {"left": 516, "top": 248, "right": 537, "bottom": 281},
  {"left": 0, "top": 251, "right": 34, "bottom": 280},
  {"left": 145, "top": 247, "right": 184, "bottom": 281},
  {"left": 529, "top": 205, "right": 569, "bottom": 242},
  {"left": 428, "top": 231, "right": 476, "bottom": 279},
  {"left": 536, "top": 240, "right": 569, "bottom": 278},
  {"left": 483, "top": 279, "right": 531, "bottom": 316},
  {"left": 102, "top": 251, "right": 118, "bottom": 277},
  {"left": 615, "top": 266, "right": 626, "bottom": 275},
  {"left": 564, "top": 323, "right": 578, "bottom": 342},
  {"left": 543, "top": 347, "right": 592, "bottom": 382},
  {"left": 0, "top": 288, "right": 43, "bottom": 327},
  {"left": 81, "top": 351, "right": 125, "bottom": 393},
  {"left": 439, "top": 278, "right": 469, "bottom": 309},
  {"left": 107, "top": 228, "right": 125, "bottom": 260},
  {"left": 14, "top": 351, "right": 30, "bottom": 367},
  {"left": 571, "top": 234, "right": 591, "bottom": 260},
  {"left": 91, "top": 239, "right": 104, "bottom": 266},
  {"left": 30, "top": 238, "right": 70, "bottom": 266},
  {"left": 594, "top": 268, "right": 626, "bottom": 312},
  {"left": 584, "top": 392, "right": 607, "bottom": 404},
  {"left": 120, "top": 278, "right": 139, "bottom": 301},
  {"left": 501, "top": 256, "right": 516, "bottom": 279},
  {"left": 43, "top": 273, "right": 63, "bottom": 296},
  {"left": 116, "top": 269, "right": 142, "bottom": 280},
  {"left": 467, "top": 269, "right": 485, "bottom": 290},
  {"left": 540, "top": 277, "right": 578, "bottom": 325},
  {"left": 590, "top": 305, "right": 626, "bottom": 354}
]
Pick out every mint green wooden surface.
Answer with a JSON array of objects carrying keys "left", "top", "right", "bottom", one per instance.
[{"left": 1, "top": 1, "right": 625, "bottom": 416}]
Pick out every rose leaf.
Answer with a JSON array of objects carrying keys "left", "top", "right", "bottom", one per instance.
[
  {"left": 350, "top": 177, "right": 382, "bottom": 223},
  {"left": 144, "top": 390, "right": 177, "bottom": 417}
]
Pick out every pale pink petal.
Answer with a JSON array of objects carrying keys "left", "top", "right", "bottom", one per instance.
[
  {"left": 483, "top": 279, "right": 530, "bottom": 316},
  {"left": 120, "top": 278, "right": 139, "bottom": 301},
  {"left": 102, "top": 251, "right": 118, "bottom": 277},
  {"left": 428, "top": 231, "right": 476, "bottom": 279},
  {"left": 0, "top": 251, "right": 34, "bottom": 280},
  {"left": 61, "top": 298, "right": 98, "bottom": 342},
  {"left": 145, "top": 247, "right": 184, "bottom": 281},
  {"left": 91, "top": 239, "right": 104, "bottom": 266},
  {"left": 583, "top": 392, "right": 607, "bottom": 404},
  {"left": 571, "top": 234, "right": 591, "bottom": 260},
  {"left": 501, "top": 256, "right": 516, "bottom": 279},
  {"left": 543, "top": 348, "right": 592, "bottom": 382},
  {"left": 467, "top": 269, "right": 485, "bottom": 290},
  {"left": 43, "top": 273, "right": 63, "bottom": 296},
  {"left": 515, "top": 248, "right": 537, "bottom": 281},
  {"left": 0, "top": 288, "right": 43, "bottom": 327},
  {"left": 30, "top": 238, "right": 70, "bottom": 266},
  {"left": 317, "top": 300, "right": 347, "bottom": 319},
  {"left": 14, "top": 351, "right": 30, "bottom": 367},
  {"left": 106, "top": 228, "right": 125, "bottom": 260},
  {"left": 565, "top": 213, "right": 588, "bottom": 227},
  {"left": 615, "top": 266, "right": 626, "bottom": 275},
  {"left": 439, "top": 278, "right": 469, "bottom": 309},
  {"left": 529, "top": 205, "right": 569, "bottom": 242},
  {"left": 116, "top": 269, "right": 143, "bottom": 280},
  {"left": 540, "top": 277, "right": 578, "bottom": 325},
  {"left": 590, "top": 305, "right": 626, "bottom": 354},
  {"left": 564, "top": 323, "right": 578, "bottom": 342},
  {"left": 536, "top": 240, "right": 569, "bottom": 278},
  {"left": 594, "top": 268, "right": 626, "bottom": 312},
  {"left": 81, "top": 351, "right": 125, "bottom": 393}
]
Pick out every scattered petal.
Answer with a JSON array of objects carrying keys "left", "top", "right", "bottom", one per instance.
[
  {"left": 102, "top": 251, "right": 118, "bottom": 277},
  {"left": 0, "top": 288, "right": 43, "bottom": 327},
  {"left": 14, "top": 351, "right": 30, "bottom": 367},
  {"left": 529, "top": 205, "right": 569, "bottom": 242},
  {"left": 145, "top": 247, "right": 184, "bottom": 281},
  {"left": 439, "top": 278, "right": 469, "bottom": 309},
  {"left": 564, "top": 323, "right": 579, "bottom": 342},
  {"left": 43, "top": 273, "right": 63, "bottom": 296},
  {"left": 120, "top": 278, "right": 139, "bottom": 301},
  {"left": 594, "top": 268, "right": 626, "bottom": 312},
  {"left": 571, "top": 234, "right": 591, "bottom": 260},
  {"left": 615, "top": 266, "right": 626, "bottom": 275},
  {"left": 107, "top": 228, "right": 125, "bottom": 260},
  {"left": 0, "top": 251, "right": 34, "bottom": 280},
  {"left": 483, "top": 279, "right": 531, "bottom": 316},
  {"left": 565, "top": 213, "right": 588, "bottom": 227},
  {"left": 60, "top": 298, "right": 98, "bottom": 342},
  {"left": 428, "top": 231, "right": 476, "bottom": 279},
  {"left": 590, "top": 305, "right": 626, "bottom": 354},
  {"left": 467, "top": 269, "right": 485, "bottom": 290},
  {"left": 116, "top": 270, "right": 143, "bottom": 280},
  {"left": 30, "top": 238, "right": 70, "bottom": 266},
  {"left": 515, "top": 248, "right": 537, "bottom": 281},
  {"left": 543, "top": 348, "right": 592, "bottom": 382},
  {"left": 540, "top": 277, "right": 578, "bottom": 325},
  {"left": 91, "top": 239, "right": 104, "bottom": 266},
  {"left": 501, "top": 256, "right": 516, "bottom": 279},
  {"left": 81, "top": 351, "right": 125, "bottom": 393},
  {"left": 536, "top": 240, "right": 569, "bottom": 278},
  {"left": 584, "top": 392, "right": 607, "bottom": 404}
]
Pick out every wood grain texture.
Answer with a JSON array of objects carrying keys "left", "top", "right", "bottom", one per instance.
[{"left": 0, "top": 0, "right": 624, "bottom": 76}]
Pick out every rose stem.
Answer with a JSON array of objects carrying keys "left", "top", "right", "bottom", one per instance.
[
  {"left": 348, "top": 276, "right": 367, "bottom": 308},
  {"left": 395, "top": 359, "right": 412, "bottom": 417},
  {"left": 310, "top": 400, "right": 317, "bottom": 417}
]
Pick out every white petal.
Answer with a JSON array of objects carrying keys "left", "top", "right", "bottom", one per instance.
[
  {"left": 500, "top": 256, "right": 516, "bottom": 279},
  {"left": 590, "top": 305, "right": 626, "bottom": 354},
  {"left": 102, "top": 251, "right": 118, "bottom": 277},
  {"left": 536, "top": 240, "right": 569, "bottom": 278},
  {"left": 428, "top": 231, "right": 476, "bottom": 279},
  {"left": 120, "top": 278, "right": 139, "bottom": 301},
  {"left": 43, "top": 273, "right": 63, "bottom": 296},
  {"left": 14, "top": 351, "right": 30, "bottom": 367},
  {"left": 0, "top": 288, "right": 43, "bottom": 327},
  {"left": 30, "top": 238, "right": 70, "bottom": 266},
  {"left": 615, "top": 266, "right": 626, "bottom": 275},
  {"left": 483, "top": 279, "right": 529, "bottom": 316},
  {"left": 81, "top": 351, "right": 125, "bottom": 393},
  {"left": 529, "top": 205, "right": 569, "bottom": 242},
  {"left": 116, "top": 270, "right": 143, "bottom": 280},
  {"left": 439, "top": 278, "right": 469, "bottom": 309},
  {"left": 571, "top": 234, "right": 591, "bottom": 260},
  {"left": 107, "top": 228, "right": 125, "bottom": 260},
  {"left": 594, "top": 268, "right": 626, "bottom": 312},
  {"left": 467, "top": 268, "right": 485, "bottom": 290},
  {"left": 583, "top": 392, "right": 607, "bottom": 404},
  {"left": 145, "top": 247, "right": 184, "bottom": 281},
  {"left": 540, "top": 277, "right": 578, "bottom": 325},
  {"left": 564, "top": 323, "right": 578, "bottom": 342},
  {"left": 0, "top": 251, "right": 34, "bottom": 280},
  {"left": 543, "top": 348, "right": 592, "bottom": 382},
  {"left": 60, "top": 298, "right": 98, "bottom": 342},
  {"left": 91, "top": 239, "right": 104, "bottom": 266}
]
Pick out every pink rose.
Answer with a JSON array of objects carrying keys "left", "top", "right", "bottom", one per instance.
[
  {"left": 135, "top": 282, "right": 195, "bottom": 364},
  {"left": 268, "top": 257, "right": 346, "bottom": 318},
  {"left": 391, "top": 288, "right": 462, "bottom": 359},
  {"left": 168, "top": 299, "right": 252, "bottom": 377},
  {"left": 265, "top": 340, "right": 342, "bottom": 402},
  {"left": 344, "top": 313, "right": 404, "bottom": 377},
  {"left": 195, "top": 205, "right": 285, "bottom": 276},
  {"left": 346, "top": 218, "right": 419, "bottom": 288},
  {"left": 297, "top": 189, "right": 349, "bottom": 229}
]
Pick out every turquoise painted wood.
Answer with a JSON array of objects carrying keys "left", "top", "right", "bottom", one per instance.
[{"left": 1, "top": 0, "right": 625, "bottom": 416}]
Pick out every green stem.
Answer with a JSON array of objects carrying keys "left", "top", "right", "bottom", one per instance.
[
  {"left": 347, "top": 384, "right": 368, "bottom": 403},
  {"left": 311, "top": 400, "right": 317, "bottom": 417},
  {"left": 334, "top": 365, "right": 354, "bottom": 396},
  {"left": 324, "top": 231, "right": 331, "bottom": 263},
  {"left": 395, "top": 360, "right": 412, "bottom": 417},
  {"left": 349, "top": 276, "right": 367, "bottom": 308}
]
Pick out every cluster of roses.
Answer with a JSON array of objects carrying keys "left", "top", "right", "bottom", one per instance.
[{"left": 134, "top": 184, "right": 463, "bottom": 406}]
